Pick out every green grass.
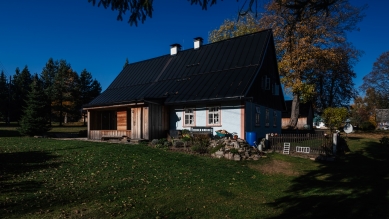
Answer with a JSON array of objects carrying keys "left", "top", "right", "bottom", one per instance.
[{"left": 1, "top": 132, "right": 388, "bottom": 218}]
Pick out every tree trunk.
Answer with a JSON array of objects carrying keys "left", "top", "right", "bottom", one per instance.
[{"left": 288, "top": 93, "right": 300, "bottom": 128}]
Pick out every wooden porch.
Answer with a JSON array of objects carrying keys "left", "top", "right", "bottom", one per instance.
[
  {"left": 89, "top": 130, "right": 132, "bottom": 141},
  {"left": 86, "top": 103, "right": 169, "bottom": 141}
]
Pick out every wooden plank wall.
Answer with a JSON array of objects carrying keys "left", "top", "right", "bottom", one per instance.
[
  {"left": 148, "top": 104, "right": 170, "bottom": 140},
  {"left": 117, "top": 111, "right": 127, "bottom": 131}
]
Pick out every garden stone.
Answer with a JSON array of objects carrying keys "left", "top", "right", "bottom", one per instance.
[
  {"left": 224, "top": 152, "right": 233, "bottom": 160},
  {"left": 151, "top": 139, "right": 159, "bottom": 146},
  {"left": 214, "top": 151, "right": 224, "bottom": 158},
  {"left": 173, "top": 140, "right": 184, "bottom": 147}
]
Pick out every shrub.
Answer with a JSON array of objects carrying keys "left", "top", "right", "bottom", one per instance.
[
  {"left": 380, "top": 136, "right": 389, "bottom": 146},
  {"left": 209, "top": 143, "right": 224, "bottom": 154},
  {"left": 360, "top": 121, "right": 375, "bottom": 131},
  {"left": 229, "top": 148, "right": 239, "bottom": 155},
  {"left": 191, "top": 135, "right": 210, "bottom": 154},
  {"left": 78, "top": 130, "right": 87, "bottom": 137}
]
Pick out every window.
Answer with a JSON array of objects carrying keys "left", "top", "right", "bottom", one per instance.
[
  {"left": 272, "top": 83, "right": 279, "bottom": 95},
  {"left": 184, "top": 108, "right": 195, "bottom": 126},
  {"left": 255, "top": 106, "right": 261, "bottom": 126},
  {"left": 207, "top": 106, "right": 221, "bottom": 125},
  {"left": 101, "top": 110, "right": 117, "bottom": 130},
  {"left": 262, "top": 76, "right": 271, "bottom": 90},
  {"left": 265, "top": 109, "right": 270, "bottom": 127},
  {"left": 273, "top": 111, "right": 277, "bottom": 127}
]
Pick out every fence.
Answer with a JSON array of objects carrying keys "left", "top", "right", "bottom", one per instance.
[{"left": 266, "top": 133, "right": 334, "bottom": 156}]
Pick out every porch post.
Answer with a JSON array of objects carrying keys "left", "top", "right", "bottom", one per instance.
[
  {"left": 332, "top": 133, "right": 338, "bottom": 155},
  {"left": 87, "top": 110, "right": 90, "bottom": 139}
]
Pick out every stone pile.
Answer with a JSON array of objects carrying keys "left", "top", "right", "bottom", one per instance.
[{"left": 210, "top": 138, "right": 264, "bottom": 161}]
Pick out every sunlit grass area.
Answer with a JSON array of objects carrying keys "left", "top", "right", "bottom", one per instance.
[{"left": 1, "top": 130, "right": 388, "bottom": 218}]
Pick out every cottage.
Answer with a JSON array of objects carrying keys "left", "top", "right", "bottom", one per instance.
[{"left": 83, "top": 30, "right": 285, "bottom": 142}]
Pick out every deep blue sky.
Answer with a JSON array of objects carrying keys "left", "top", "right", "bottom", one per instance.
[{"left": 0, "top": 0, "right": 387, "bottom": 97}]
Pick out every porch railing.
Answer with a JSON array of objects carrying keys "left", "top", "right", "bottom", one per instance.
[
  {"left": 266, "top": 133, "right": 333, "bottom": 156},
  {"left": 89, "top": 130, "right": 131, "bottom": 140}
]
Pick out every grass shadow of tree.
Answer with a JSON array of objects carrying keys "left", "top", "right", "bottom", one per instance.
[
  {"left": 0, "top": 151, "right": 61, "bottom": 217},
  {"left": 266, "top": 140, "right": 389, "bottom": 218},
  {"left": 0, "top": 129, "right": 21, "bottom": 137}
]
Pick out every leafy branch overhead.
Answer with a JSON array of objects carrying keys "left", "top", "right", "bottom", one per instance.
[{"left": 88, "top": 0, "right": 348, "bottom": 26}]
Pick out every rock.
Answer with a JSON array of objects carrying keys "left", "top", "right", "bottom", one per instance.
[
  {"left": 233, "top": 154, "right": 241, "bottom": 161},
  {"left": 214, "top": 151, "right": 224, "bottom": 158},
  {"left": 151, "top": 139, "right": 159, "bottom": 146},
  {"left": 173, "top": 140, "right": 184, "bottom": 147},
  {"left": 224, "top": 152, "right": 233, "bottom": 160}
]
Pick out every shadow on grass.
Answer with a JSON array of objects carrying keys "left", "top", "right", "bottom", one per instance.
[
  {"left": 267, "top": 140, "right": 389, "bottom": 218},
  {"left": 0, "top": 130, "right": 21, "bottom": 137},
  {"left": 0, "top": 151, "right": 61, "bottom": 217}
]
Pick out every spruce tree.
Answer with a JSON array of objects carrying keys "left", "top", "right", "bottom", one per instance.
[
  {"left": 12, "top": 66, "right": 32, "bottom": 122},
  {"left": 40, "top": 58, "right": 58, "bottom": 125},
  {"left": 18, "top": 75, "right": 51, "bottom": 136},
  {"left": 0, "top": 71, "right": 8, "bottom": 122}
]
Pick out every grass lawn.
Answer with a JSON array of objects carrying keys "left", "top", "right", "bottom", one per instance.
[{"left": 1, "top": 129, "right": 389, "bottom": 218}]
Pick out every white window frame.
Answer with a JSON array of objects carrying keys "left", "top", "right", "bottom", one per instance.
[
  {"left": 207, "top": 106, "right": 221, "bottom": 126},
  {"left": 183, "top": 107, "right": 195, "bottom": 127}
]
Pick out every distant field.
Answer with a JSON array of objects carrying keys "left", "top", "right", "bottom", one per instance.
[{"left": 1, "top": 129, "right": 388, "bottom": 218}]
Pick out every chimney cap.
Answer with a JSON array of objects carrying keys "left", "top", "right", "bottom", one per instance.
[
  {"left": 194, "top": 37, "right": 203, "bottom": 42},
  {"left": 170, "top": 43, "right": 182, "bottom": 48}
]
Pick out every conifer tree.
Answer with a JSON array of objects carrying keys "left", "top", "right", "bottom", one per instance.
[
  {"left": 78, "top": 69, "right": 102, "bottom": 124},
  {"left": 40, "top": 58, "right": 58, "bottom": 125},
  {"left": 18, "top": 74, "right": 51, "bottom": 136},
  {"left": 0, "top": 71, "right": 8, "bottom": 121},
  {"left": 11, "top": 66, "right": 32, "bottom": 122}
]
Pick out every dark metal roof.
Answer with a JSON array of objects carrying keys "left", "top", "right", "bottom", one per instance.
[{"left": 85, "top": 29, "right": 277, "bottom": 108}]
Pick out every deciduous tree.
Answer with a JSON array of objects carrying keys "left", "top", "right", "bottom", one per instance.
[
  {"left": 322, "top": 107, "right": 348, "bottom": 132},
  {"left": 53, "top": 60, "right": 79, "bottom": 126},
  {"left": 88, "top": 0, "right": 344, "bottom": 26},
  {"left": 360, "top": 51, "right": 389, "bottom": 107},
  {"left": 208, "top": 0, "right": 364, "bottom": 128},
  {"left": 259, "top": 0, "right": 363, "bottom": 127}
]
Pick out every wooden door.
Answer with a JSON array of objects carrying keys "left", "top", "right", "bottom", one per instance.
[
  {"left": 131, "top": 108, "right": 142, "bottom": 139},
  {"left": 143, "top": 107, "right": 149, "bottom": 140}
]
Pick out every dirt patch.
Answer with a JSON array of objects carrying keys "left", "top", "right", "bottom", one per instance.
[
  {"left": 249, "top": 160, "right": 299, "bottom": 176},
  {"left": 346, "top": 132, "right": 388, "bottom": 139}
]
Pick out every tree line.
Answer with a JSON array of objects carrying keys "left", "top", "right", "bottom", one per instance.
[{"left": 0, "top": 58, "right": 102, "bottom": 128}]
